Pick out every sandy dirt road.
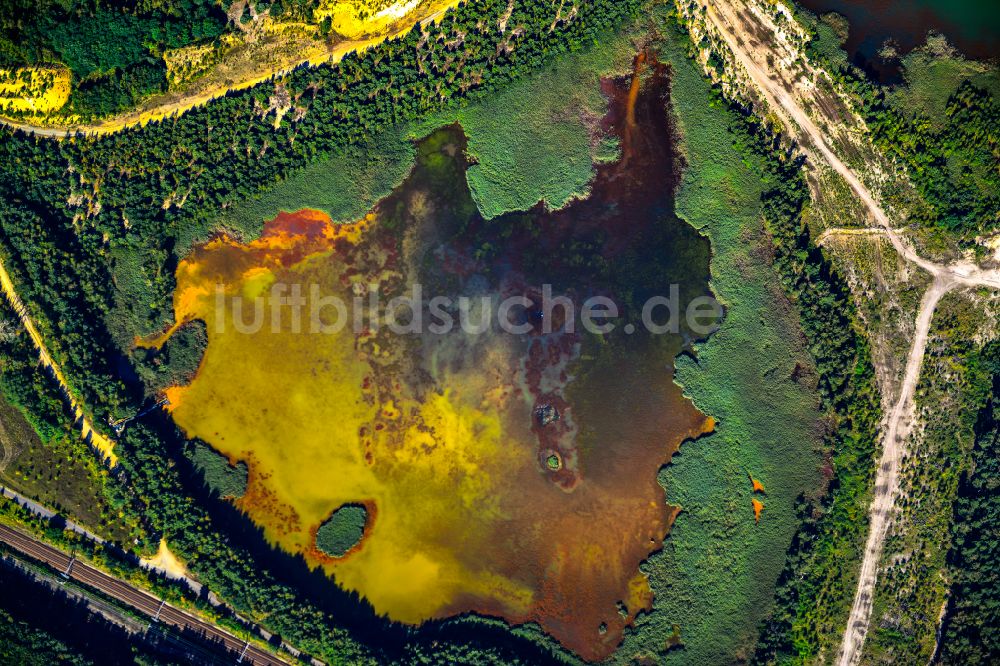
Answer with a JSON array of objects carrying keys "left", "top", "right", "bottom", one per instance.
[
  {"left": 698, "top": 3, "right": 1000, "bottom": 664},
  {"left": 836, "top": 276, "right": 951, "bottom": 663},
  {"left": 705, "top": 0, "right": 1000, "bottom": 289}
]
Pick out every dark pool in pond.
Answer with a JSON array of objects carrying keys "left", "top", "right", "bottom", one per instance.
[{"left": 797, "top": 0, "right": 1000, "bottom": 80}]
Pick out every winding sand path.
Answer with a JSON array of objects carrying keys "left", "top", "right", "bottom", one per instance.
[
  {"left": 698, "top": 3, "right": 1000, "bottom": 664},
  {"left": 0, "top": 259, "right": 117, "bottom": 466}
]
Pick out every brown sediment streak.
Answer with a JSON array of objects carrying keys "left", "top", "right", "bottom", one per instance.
[
  {"left": 136, "top": 318, "right": 188, "bottom": 351},
  {"left": 158, "top": 47, "right": 716, "bottom": 662},
  {"left": 625, "top": 50, "right": 646, "bottom": 130}
]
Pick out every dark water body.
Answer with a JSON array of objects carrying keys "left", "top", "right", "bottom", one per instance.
[
  {"left": 158, "top": 46, "right": 714, "bottom": 663},
  {"left": 797, "top": 0, "right": 1000, "bottom": 79}
]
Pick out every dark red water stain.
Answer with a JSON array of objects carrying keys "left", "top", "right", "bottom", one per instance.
[{"left": 415, "top": 49, "right": 715, "bottom": 660}]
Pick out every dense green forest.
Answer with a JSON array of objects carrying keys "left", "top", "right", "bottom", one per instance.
[
  {"left": 0, "top": 0, "right": 641, "bottom": 662},
  {"left": 936, "top": 341, "right": 1000, "bottom": 664},
  {"left": 0, "top": 0, "right": 228, "bottom": 116},
  {"left": 0, "top": 599, "right": 94, "bottom": 666},
  {"left": 184, "top": 440, "right": 247, "bottom": 499},
  {"left": 132, "top": 320, "right": 207, "bottom": 395},
  {"left": 851, "top": 77, "right": 1000, "bottom": 240}
]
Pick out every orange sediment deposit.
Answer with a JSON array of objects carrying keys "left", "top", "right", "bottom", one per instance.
[
  {"left": 752, "top": 498, "right": 765, "bottom": 523},
  {"left": 750, "top": 474, "right": 766, "bottom": 494},
  {"left": 156, "top": 50, "right": 717, "bottom": 662},
  {"left": 625, "top": 50, "right": 646, "bottom": 130}
]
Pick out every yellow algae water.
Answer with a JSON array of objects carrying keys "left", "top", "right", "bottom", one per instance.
[{"left": 151, "top": 55, "right": 718, "bottom": 661}]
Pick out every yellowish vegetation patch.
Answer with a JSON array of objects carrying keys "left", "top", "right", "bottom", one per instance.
[
  {"left": 0, "top": 66, "right": 71, "bottom": 114},
  {"left": 164, "top": 41, "right": 219, "bottom": 88},
  {"left": 317, "top": 0, "right": 423, "bottom": 39}
]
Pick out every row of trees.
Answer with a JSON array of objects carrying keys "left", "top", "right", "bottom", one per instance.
[{"left": 936, "top": 341, "right": 1000, "bottom": 664}]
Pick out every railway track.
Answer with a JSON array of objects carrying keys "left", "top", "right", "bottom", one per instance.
[{"left": 0, "top": 523, "right": 289, "bottom": 666}]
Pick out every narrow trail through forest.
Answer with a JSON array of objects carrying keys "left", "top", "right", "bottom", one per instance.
[
  {"left": 838, "top": 276, "right": 950, "bottom": 664},
  {"left": 0, "top": 259, "right": 117, "bottom": 466}
]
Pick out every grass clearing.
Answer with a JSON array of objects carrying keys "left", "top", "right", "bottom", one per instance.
[
  {"left": 0, "top": 392, "right": 127, "bottom": 541},
  {"left": 319, "top": 0, "right": 426, "bottom": 39},
  {"left": 411, "top": 33, "right": 635, "bottom": 218}
]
